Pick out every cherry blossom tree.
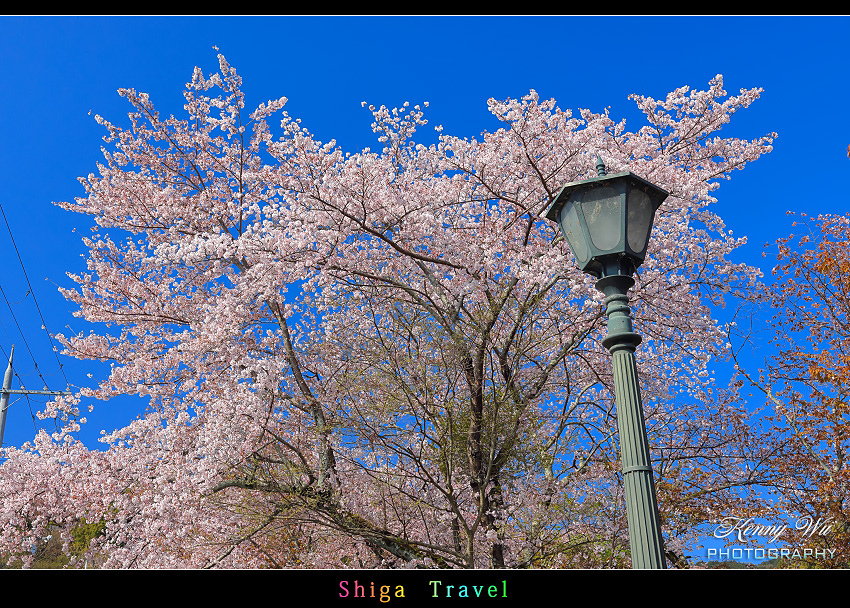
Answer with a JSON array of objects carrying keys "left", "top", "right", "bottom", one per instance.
[{"left": 0, "top": 55, "right": 776, "bottom": 568}]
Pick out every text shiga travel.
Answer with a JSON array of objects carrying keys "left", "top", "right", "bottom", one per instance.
[{"left": 337, "top": 579, "right": 509, "bottom": 601}]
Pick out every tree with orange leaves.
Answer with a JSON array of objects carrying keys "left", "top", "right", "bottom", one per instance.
[{"left": 742, "top": 212, "right": 850, "bottom": 567}]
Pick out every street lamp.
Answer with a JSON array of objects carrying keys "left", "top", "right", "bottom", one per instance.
[{"left": 544, "top": 157, "right": 668, "bottom": 569}]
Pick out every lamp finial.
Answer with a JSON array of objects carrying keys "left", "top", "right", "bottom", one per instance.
[{"left": 596, "top": 156, "right": 607, "bottom": 177}]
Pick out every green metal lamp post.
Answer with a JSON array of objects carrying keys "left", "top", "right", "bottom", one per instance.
[{"left": 544, "top": 157, "right": 668, "bottom": 569}]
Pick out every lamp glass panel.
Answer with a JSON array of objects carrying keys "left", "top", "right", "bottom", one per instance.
[
  {"left": 581, "top": 186, "right": 621, "bottom": 252},
  {"left": 560, "top": 200, "right": 589, "bottom": 264},
  {"left": 626, "top": 188, "right": 654, "bottom": 254}
]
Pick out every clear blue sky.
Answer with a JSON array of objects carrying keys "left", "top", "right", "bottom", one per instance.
[{"left": 0, "top": 15, "right": 847, "bottom": 515}]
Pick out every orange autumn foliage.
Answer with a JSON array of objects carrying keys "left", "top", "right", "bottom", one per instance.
[{"left": 761, "top": 212, "right": 850, "bottom": 566}]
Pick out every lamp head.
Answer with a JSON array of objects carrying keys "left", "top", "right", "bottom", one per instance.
[{"left": 544, "top": 159, "right": 668, "bottom": 278}]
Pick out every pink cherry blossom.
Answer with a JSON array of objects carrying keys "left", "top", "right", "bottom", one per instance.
[{"left": 0, "top": 57, "right": 777, "bottom": 569}]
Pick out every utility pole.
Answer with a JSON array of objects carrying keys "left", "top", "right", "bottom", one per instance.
[{"left": 0, "top": 346, "right": 73, "bottom": 448}]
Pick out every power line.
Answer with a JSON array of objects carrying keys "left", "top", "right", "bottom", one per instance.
[
  {"left": 0, "top": 202, "right": 70, "bottom": 389},
  {"left": 0, "top": 202, "right": 76, "bottom": 448},
  {"left": 0, "top": 282, "right": 49, "bottom": 389}
]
